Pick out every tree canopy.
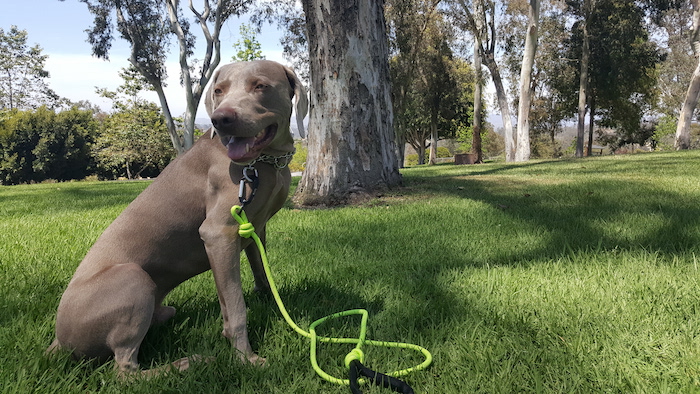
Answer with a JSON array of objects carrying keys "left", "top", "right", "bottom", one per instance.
[
  {"left": 552, "top": 0, "right": 662, "bottom": 153},
  {"left": 78, "top": 0, "right": 251, "bottom": 154},
  {"left": 232, "top": 24, "right": 265, "bottom": 62},
  {"left": 0, "top": 26, "right": 60, "bottom": 110}
]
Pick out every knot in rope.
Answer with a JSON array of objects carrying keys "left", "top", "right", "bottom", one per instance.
[
  {"left": 238, "top": 222, "right": 255, "bottom": 238},
  {"left": 344, "top": 348, "right": 365, "bottom": 369},
  {"left": 231, "top": 205, "right": 256, "bottom": 238}
]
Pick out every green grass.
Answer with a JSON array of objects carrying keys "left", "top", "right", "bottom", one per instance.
[{"left": 2, "top": 151, "right": 700, "bottom": 393}]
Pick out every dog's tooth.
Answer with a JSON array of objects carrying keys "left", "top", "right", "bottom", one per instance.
[{"left": 246, "top": 143, "right": 250, "bottom": 153}]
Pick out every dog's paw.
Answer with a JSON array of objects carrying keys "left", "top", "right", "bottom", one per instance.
[
  {"left": 171, "top": 354, "right": 216, "bottom": 372},
  {"left": 253, "top": 283, "right": 272, "bottom": 294},
  {"left": 245, "top": 353, "right": 267, "bottom": 367}
]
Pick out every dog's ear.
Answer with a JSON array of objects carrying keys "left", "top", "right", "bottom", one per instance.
[
  {"left": 283, "top": 66, "right": 309, "bottom": 139},
  {"left": 205, "top": 68, "right": 221, "bottom": 138}
]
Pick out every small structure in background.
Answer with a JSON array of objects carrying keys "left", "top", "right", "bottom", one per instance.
[{"left": 454, "top": 153, "right": 478, "bottom": 165}]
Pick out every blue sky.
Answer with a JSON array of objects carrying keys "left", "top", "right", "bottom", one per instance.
[{"left": 0, "top": 0, "right": 287, "bottom": 118}]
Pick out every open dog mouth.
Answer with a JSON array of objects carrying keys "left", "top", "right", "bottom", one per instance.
[{"left": 221, "top": 124, "right": 278, "bottom": 163}]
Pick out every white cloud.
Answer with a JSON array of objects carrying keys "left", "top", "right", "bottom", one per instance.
[{"left": 45, "top": 54, "right": 126, "bottom": 111}]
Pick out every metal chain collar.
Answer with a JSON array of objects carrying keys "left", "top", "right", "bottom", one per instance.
[
  {"left": 238, "top": 150, "right": 295, "bottom": 207},
  {"left": 252, "top": 150, "right": 296, "bottom": 170}
]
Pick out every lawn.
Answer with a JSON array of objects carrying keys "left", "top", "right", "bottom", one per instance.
[{"left": 1, "top": 151, "right": 700, "bottom": 393}]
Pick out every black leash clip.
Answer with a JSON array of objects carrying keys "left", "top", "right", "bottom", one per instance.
[
  {"left": 349, "top": 359, "right": 415, "bottom": 394},
  {"left": 238, "top": 164, "right": 259, "bottom": 207}
]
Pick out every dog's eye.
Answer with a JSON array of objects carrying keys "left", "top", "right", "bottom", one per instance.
[
  {"left": 214, "top": 88, "right": 223, "bottom": 95},
  {"left": 255, "top": 84, "right": 268, "bottom": 91}
]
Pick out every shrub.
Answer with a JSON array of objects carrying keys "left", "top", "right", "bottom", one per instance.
[
  {"left": 405, "top": 146, "right": 452, "bottom": 166},
  {"left": 289, "top": 140, "right": 307, "bottom": 172},
  {"left": 0, "top": 107, "right": 97, "bottom": 185}
]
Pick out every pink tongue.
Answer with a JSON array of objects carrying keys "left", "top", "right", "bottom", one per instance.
[{"left": 227, "top": 137, "right": 257, "bottom": 162}]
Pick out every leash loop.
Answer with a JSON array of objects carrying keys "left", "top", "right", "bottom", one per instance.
[{"left": 230, "top": 205, "right": 432, "bottom": 393}]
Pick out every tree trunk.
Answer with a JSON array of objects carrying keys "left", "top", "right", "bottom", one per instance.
[
  {"left": 676, "top": 61, "right": 700, "bottom": 150},
  {"left": 418, "top": 142, "right": 426, "bottom": 165},
  {"left": 483, "top": 52, "right": 515, "bottom": 161},
  {"left": 457, "top": 0, "right": 512, "bottom": 160},
  {"left": 166, "top": 0, "right": 223, "bottom": 152},
  {"left": 396, "top": 131, "right": 407, "bottom": 168},
  {"left": 587, "top": 96, "right": 595, "bottom": 156},
  {"left": 126, "top": 161, "right": 132, "bottom": 180},
  {"left": 472, "top": 39, "right": 483, "bottom": 163},
  {"left": 296, "top": 0, "right": 401, "bottom": 206},
  {"left": 515, "top": 0, "right": 539, "bottom": 162},
  {"left": 151, "top": 81, "right": 185, "bottom": 156},
  {"left": 429, "top": 107, "right": 438, "bottom": 165},
  {"left": 676, "top": 0, "right": 700, "bottom": 150},
  {"left": 576, "top": 0, "right": 592, "bottom": 158}
]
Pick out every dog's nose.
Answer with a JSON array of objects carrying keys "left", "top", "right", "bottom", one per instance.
[{"left": 211, "top": 107, "right": 237, "bottom": 130}]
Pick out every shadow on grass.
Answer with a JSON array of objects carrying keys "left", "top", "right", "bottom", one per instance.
[
  {"left": 265, "top": 156, "right": 700, "bottom": 384},
  {"left": 400, "top": 165, "right": 700, "bottom": 260},
  {"left": 135, "top": 278, "right": 385, "bottom": 370}
]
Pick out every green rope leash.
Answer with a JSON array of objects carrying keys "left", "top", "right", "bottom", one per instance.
[{"left": 231, "top": 205, "right": 432, "bottom": 388}]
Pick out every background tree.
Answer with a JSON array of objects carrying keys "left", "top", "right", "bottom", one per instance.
[
  {"left": 295, "top": 0, "right": 401, "bottom": 205},
  {"left": 94, "top": 103, "right": 175, "bottom": 179},
  {"left": 389, "top": 4, "right": 465, "bottom": 166},
  {"left": 551, "top": 0, "right": 662, "bottom": 154},
  {"left": 572, "top": 0, "right": 594, "bottom": 157},
  {"left": 94, "top": 67, "right": 176, "bottom": 179},
  {"left": 448, "top": 58, "right": 479, "bottom": 154},
  {"left": 77, "top": 0, "right": 251, "bottom": 155},
  {"left": 0, "top": 26, "right": 61, "bottom": 110},
  {"left": 252, "top": 0, "right": 310, "bottom": 81},
  {"left": 514, "top": 0, "right": 539, "bottom": 161},
  {"left": 675, "top": 0, "right": 700, "bottom": 149},
  {"left": 452, "top": 0, "right": 517, "bottom": 161},
  {"left": 386, "top": 0, "right": 442, "bottom": 166},
  {"left": 423, "top": 16, "right": 456, "bottom": 165},
  {"left": 502, "top": 0, "right": 569, "bottom": 158},
  {"left": 471, "top": 20, "right": 485, "bottom": 163},
  {"left": 232, "top": 23, "right": 265, "bottom": 62},
  {"left": 655, "top": 4, "right": 695, "bottom": 119}
]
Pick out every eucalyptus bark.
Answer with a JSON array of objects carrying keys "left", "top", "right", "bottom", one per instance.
[
  {"left": 676, "top": 0, "right": 700, "bottom": 150},
  {"left": 295, "top": 0, "right": 401, "bottom": 206},
  {"left": 515, "top": 0, "right": 539, "bottom": 162}
]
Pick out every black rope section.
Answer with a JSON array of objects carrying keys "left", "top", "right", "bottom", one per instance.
[{"left": 348, "top": 359, "right": 415, "bottom": 394}]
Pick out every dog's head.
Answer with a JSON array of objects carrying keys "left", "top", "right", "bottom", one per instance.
[{"left": 205, "top": 60, "right": 308, "bottom": 164}]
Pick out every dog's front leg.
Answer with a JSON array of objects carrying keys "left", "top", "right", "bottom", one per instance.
[{"left": 200, "top": 220, "right": 264, "bottom": 365}]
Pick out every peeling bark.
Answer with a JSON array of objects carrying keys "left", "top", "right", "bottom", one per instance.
[{"left": 296, "top": 0, "right": 401, "bottom": 206}]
